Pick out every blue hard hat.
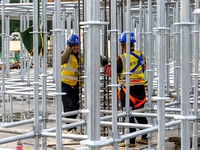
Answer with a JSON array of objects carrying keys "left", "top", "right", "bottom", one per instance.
[
  {"left": 119, "top": 31, "right": 136, "bottom": 43},
  {"left": 66, "top": 33, "right": 80, "bottom": 46}
]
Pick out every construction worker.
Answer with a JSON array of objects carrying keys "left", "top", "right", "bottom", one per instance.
[
  {"left": 101, "top": 31, "right": 148, "bottom": 147},
  {"left": 61, "top": 33, "right": 80, "bottom": 134}
]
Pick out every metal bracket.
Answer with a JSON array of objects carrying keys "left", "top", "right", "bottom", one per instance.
[{"left": 32, "top": 125, "right": 42, "bottom": 138}]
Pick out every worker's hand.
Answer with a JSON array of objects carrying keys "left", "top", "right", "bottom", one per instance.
[
  {"left": 67, "top": 42, "right": 72, "bottom": 48},
  {"left": 67, "top": 34, "right": 74, "bottom": 48},
  {"left": 100, "top": 55, "right": 108, "bottom": 67},
  {"left": 61, "top": 46, "right": 72, "bottom": 64}
]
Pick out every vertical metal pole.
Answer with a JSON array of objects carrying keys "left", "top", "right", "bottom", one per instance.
[
  {"left": 143, "top": 8, "right": 147, "bottom": 55},
  {"left": 23, "top": 13, "right": 27, "bottom": 75},
  {"left": 138, "top": 0, "right": 143, "bottom": 52},
  {"left": 67, "top": 13, "right": 71, "bottom": 36},
  {"left": 124, "top": 0, "right": 131, "bottom": 149},
  {"left": 154, "top": 15, "right": 158, "bottom": 67},
  {"left": 165, "top": 3, "right": 170, "bottom": 96},
  {"left": 26, "top": 11, "right": 31, "bottom": 119},
  {"left": 74, "top": 6, "right": 79, "bottom": 35},
  {"left": 26, "top": 12, "right": 30, "bottom": 86},
  {"left": 189, "top": 6, "right": 193, "bottom": 93},
  {"left": 61, "top": 10, "right": 66, "bottom": 52},
  {"left": 1, "top": 0, "right": 6, "bottom": 124},
  {"left": 100, "top": 8, "right": 105, "bottom": 56},
  {"left": 110, "top": 0, "right": 118, "bottom": 149},
  {"left": 41, "top": 0, "right": 48, "bottom": 149},
  {"left": 78, "top": 0, "right": 81, "bottom": 38},
  {"left": 5, "top": 15, "right": 10, "bottom": 77},
  {"left": 82, "top": 26, "right": 88, "bottom": 135},
  {"left": 174, "top": 0, "right": 181, "bottom": 103},
  {"left": 103, "top": 0, "right": 108, "bottom": 58},
  {"left": 152, "top": 13, "right": 155, "bottom": 71},
  {"left": 119, "top": 0, "right": 124, "bottom": 32},
  {"left": 33, "top": 0, "right": 40, "bottom": 149},
  {"left": 86, "top": 0, "right": 101, "bottom": 149},
  {"left": 20, "top": 12, "right": 25, "bottom": 81},
  {"left": 52, "top": 14, "right": 56, "bottom": 82},
  {"left": 54, "top": 0, "right": 63, "bottom": 149},
  {"left": 147, "top": 0, "right": 153, "bottom": 148},
  {"left": 117, "top": 6, "right": 122, "bottom": 55},
  {"left": 180, "top": 0, "right": 191, "bottom": 150},
  {"left": 83, "top": 0, "right": 88, "bottom": 136},
  {"left": 131, "top": 16, "right": 135, "bottom": 33},
  {"left": 173, "top": 2, "right": 181, "bottom": 139},
  {"left": 156, "top": 0, "right": 166, "bottom": 149},
  {"left": 172, "top": 0, "right": 176, "bottom": 96},
  {"left": 135, "top": 22, "right": 139, "bottom": 50},
  {"left": 192, "top": 0, "right": 199, "bottom": 149},
  {"left": 9, "top": 94, "right": 13, "bottom": 122}
]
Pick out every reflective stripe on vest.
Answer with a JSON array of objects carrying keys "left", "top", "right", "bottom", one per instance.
[
  {"left": 118, "top": 79, "right": 146, "bottom": 86},
  {"left": 61, "top": 75, "right": 78, "bottom": 80},
  {"left": 61, "top": 58, "right": 78, "bottom": 73}
]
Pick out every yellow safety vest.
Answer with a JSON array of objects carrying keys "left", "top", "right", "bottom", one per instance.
[
  {"left": 61, "top": 54, "right": 78, "bottom": 87},
  {"left": 118, "top": 50, "right": 146, "bottom": 86}
]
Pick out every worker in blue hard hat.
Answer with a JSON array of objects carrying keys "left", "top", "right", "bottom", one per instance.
[
  {"left": 61, "top": 33, "right": 80, "bottom": 134},
  {"left": 101, "top": 31, "right": 148, "bottom": 147}
]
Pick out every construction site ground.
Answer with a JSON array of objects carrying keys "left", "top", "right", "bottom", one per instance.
[
  {"left": 0, "top": 69, "right": 199, "bottom": 150},
  {"left": 0, "top": 128, "right": 178, "bottom": 150},
  {"left": 0, "top": 98, "right": 198, "bottom": 150}
]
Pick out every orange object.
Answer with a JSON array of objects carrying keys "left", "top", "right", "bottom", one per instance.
[{"left": 118, "top": 86, "right": 146, "bottom": 109}]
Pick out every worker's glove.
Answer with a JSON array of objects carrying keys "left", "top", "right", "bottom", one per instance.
[
  {"left": 68, "top": 42, "right": 72, "bottom": 48},
  {"left": 68, "top": 39, "right": 72, "bottom": 48},
  {"left": 100, "top": 55, "right": 108, "bottom": 67},
  {"left": 67, "top": 34, "right": 73, "bottom": 48}
]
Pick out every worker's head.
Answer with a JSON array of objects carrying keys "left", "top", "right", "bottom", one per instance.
[
  {"left": 66, "top": 33, "right": 80, "bottom": 53},
  {"left": 119, "top": 31, "right": 136, "bottom": 52}
]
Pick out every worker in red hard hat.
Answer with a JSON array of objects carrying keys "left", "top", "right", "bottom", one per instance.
[{"left": 101, "top": 31, "right": 148, "bottom": 147}]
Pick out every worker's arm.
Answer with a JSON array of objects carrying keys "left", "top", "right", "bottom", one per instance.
[
  {"left": 142, "top": 52, "right": 146, "bottom": 65},
  {"left": 141, "top": 52, "right": 147, "bottom": 71},
  {"left": 61, "top": 46, "right": 72, "bottom": 65}
]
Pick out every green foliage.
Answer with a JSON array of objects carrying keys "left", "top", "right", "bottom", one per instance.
[
  {"left": 10, "top": 0, "right": 20, "bottom": 3},
  {"left": 10, "top": 20, "right": 20, "bottom": 33},
  {"left": 10, "top": 0, "right": 33, "bottom": 3}
]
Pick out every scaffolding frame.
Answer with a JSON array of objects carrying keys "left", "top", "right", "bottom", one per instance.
[{"left": 0, "top": 0, "right": 200, "bottom": 150}]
